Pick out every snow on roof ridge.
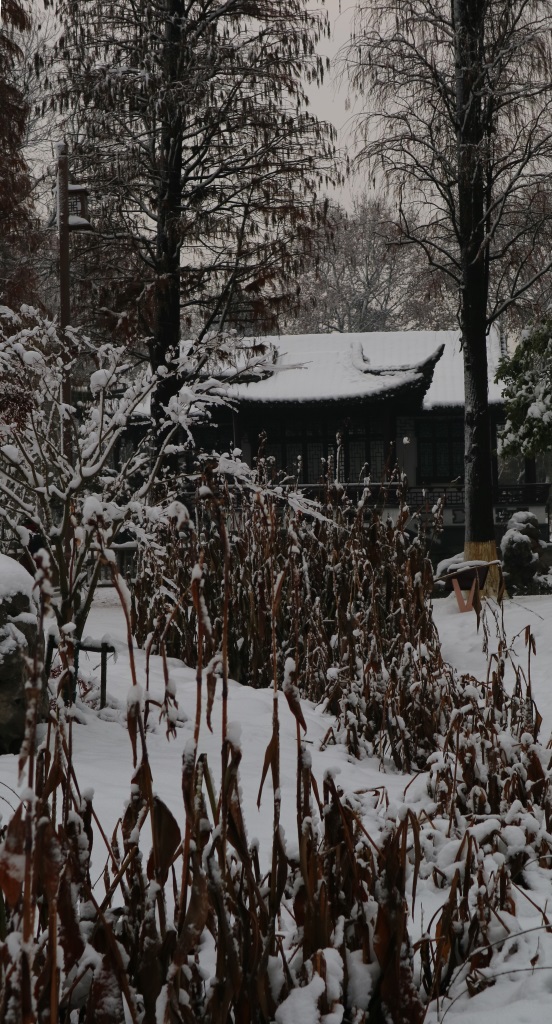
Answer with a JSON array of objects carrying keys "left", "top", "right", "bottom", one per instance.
[
  {"left": 229, "top": 330, "right": 502, "bottom": 408},
  {"left": 351, "top": 339, "right": 445, "bottom": 378}
]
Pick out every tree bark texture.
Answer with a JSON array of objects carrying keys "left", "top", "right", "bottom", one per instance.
[
  {"left": 150, "top": 0, "right": 184, "bottom": 430},
  {"left": 453, "top": 0, "right": 496, "bottom": 552}
]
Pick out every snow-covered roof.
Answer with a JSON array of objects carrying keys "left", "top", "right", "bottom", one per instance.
[
  {"left": 229, "top": 329, "right": 504, "bottom": 409},
  {"left": 424, "top": 328, "right": 503, "bottom": 408}
]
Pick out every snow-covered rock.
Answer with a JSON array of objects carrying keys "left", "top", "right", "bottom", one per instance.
[{"left": 500, "top": 510, "right": 551, "bottom": 592}]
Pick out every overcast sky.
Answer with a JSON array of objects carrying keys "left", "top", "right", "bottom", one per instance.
[
  {"left": 311, "top": 1, "right": 355, "bottom": 133},
  {"left": 309, "top": 1, "right": 366, "bottom": 204}
]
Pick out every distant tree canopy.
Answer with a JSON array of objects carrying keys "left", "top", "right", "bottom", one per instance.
[
  {"left": 346, "top": 0, "right": 552, "bottom": 562},
  {"left": 498, "top": 322, "right": 552, "bottom": 460},
  {"left": 0, "top": 0, "right": 34, "bottom": 303},
  {"left": 282, "top": 195, "right": 455, "bottom": 336},
  {"left": 49, "top": 0, "right": 336, "bottom": 419}
]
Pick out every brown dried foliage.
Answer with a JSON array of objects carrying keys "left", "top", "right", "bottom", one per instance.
[
  {"left": 133, "top": 463, "right": 443, "bottom": 769},
  {"left": 1, "top": 494, "right": 552, "bottom": 1024}
]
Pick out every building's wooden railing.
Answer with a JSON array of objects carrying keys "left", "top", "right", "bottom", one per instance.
[{"left": 300, "top": 481, "right": 551, "bottom": 511}]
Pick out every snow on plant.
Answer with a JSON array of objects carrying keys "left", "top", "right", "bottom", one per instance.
[
  {"left": 133, "top": 462, "right": 445, "bottom": 769},
  {"left": 2, "top": 498, "right": 552, "bottom": 1022},
  {"left": 0, "top": 305, "right": 228, "bottom": 647},
  {"left": 2, "top": 327, "right": 552, "bottom": 1020},
  {"left": 498, "top": 319, "right": 552, "bottom": 459},
  {"left": 0, "top": 514, "right": 377, "bottom": 1024}
]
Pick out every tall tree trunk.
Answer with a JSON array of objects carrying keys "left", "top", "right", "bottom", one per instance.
[
  {"left": 454, "top": 0, "right": 497, "bottom": 577},
  {"left": 150, "top": 0, "right": 183, "bottom": 434}
]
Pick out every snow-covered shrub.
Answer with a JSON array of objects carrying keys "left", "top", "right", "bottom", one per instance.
[
  {"left": 0, "top": 305, "right": 226, "bottom": 645},
  {"left": 0, "top": 307, "right": 146, "bottom": 639},
  {"left": 498, "top": 320, "right": 552, "bottom": 459},
  {"left": 501, "top": 526, "right": 535, "bottom": 569}
]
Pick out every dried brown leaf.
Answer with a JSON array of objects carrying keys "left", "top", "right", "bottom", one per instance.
[
  {"left": 36, "top": 818, "right": 63, "bottom": 903},
  {"left": 206, "top": 661, "right": 218, "bottom": 733},
  {"left": 175, "top": 852, "right": 210, "bottom": 960},
  {"left": 257, "top": 730, "right": 278, "bottom": 809},
  {"left": 283, "top": 679, "right": 307, "bottom": 734},
  {"left": 272, "top": 568, "right": 286, "bottom": 616},
  {"left": 57, "top": 868, "right": 86, "bottom": 971},
  {"left": 525, "top": 625, "right": 537, "bottom": 655},
  {"left": 0, "top": 804, "right": 25, "bottom": 907},
  {"left": 182, "top": 745, "right": 196, "bottom": 824},
  {"left": 147, "top": 796, "right": 181, "bottom": 884},
  {"left": 40, "top": 741, "right": 65, "bottom": 804},
  {"left": 127, "top": 700, "right": 139, "bottom": 768}
]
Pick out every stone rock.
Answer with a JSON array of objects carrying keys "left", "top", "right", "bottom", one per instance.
[
  {"left": 505, "top": 510, "right": 541, "bottom": 545},
  {"left": 0, "top": 554, "right": 38, "bottom": 755},
  {"left": 500, "top": 510, "right": 552, "bottom": 593}
]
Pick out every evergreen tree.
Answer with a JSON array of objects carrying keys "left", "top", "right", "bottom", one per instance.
[{"left": 498, "top": 322, "right": 552, "bottom": 461}]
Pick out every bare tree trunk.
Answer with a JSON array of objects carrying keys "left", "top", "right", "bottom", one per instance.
[
  {"left": 150, "top": 0, "right": 184, "bottom": 431},
  {"left": 454, "top": 0, "right": 497, "bottom": 577},
  {"left": 463, "top": 334, "right": 495, "bottom": 546}
]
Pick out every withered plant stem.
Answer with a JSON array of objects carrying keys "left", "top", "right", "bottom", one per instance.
[{"left": 218, "top": 502, "right": 231, "bottom": 875}]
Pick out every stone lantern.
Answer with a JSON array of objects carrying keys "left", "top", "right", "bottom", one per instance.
[{"left": 67, "top": 184, "right": 92, "bottom": 231}]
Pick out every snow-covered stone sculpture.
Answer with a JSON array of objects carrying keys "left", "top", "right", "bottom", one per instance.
[{"left": 501, "top": 510, "right": 551, "bottom": 592}]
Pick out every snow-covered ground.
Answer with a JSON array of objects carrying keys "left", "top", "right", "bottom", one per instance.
[
  {"left": 1, "top": 588, "right": 552, "bottom": 1021},
  {"left": 420, "top": 594, "right": 552, "bottom": 1023},
  {"left": 436, "top": 592, "right": 552, "bottom": 740}
]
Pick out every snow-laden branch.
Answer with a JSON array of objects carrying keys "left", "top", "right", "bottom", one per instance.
[{"left": 0, "top": 305, "right": 246, "bottom": 637}]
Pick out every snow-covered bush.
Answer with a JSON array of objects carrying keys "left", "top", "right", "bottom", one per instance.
[
  {"left": 501, "top": 526, "right": 536, "bottom": 571},
  {"left": 498, "top": 320, "right": 552, "bottom": 459},
  {"left": 0, "top": 305, "right": 226, "bottom": 644}
]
